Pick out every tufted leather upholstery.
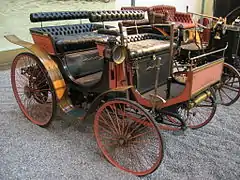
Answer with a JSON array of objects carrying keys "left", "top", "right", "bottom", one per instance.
[
  {"left": 121, "top": 6, "right": 168, "bottom": 25},
  {"left": 121, "top": 6, "right": 150, "bottom": 12},
  {"left": 174, "top": 12, "right": 194, "bottom": 29},
  {"left": 30, "top": 23, "right": 98, "bottom": 37},
  {"left": 122, "top": 19, "right": 150, "bottom": 26},
  {"left": 120, "top": 5, "right": 195, "bottom": 29},
  {"left": 30, "top": 11, "right": 90, "bottom": 22},
  {"left": 150, "top": 5, "right": 176, "bottom": 22},
  {"left": 126, "top": 33, "right": 174, "bottom": 58},
  {"left": 127, "top": 33, "right": 167, "bottom": 43},
  {"left": 175, "top": 12, "right": 193, "bottom": 23},
  {"left": 121, "top": 7, "right": 152, "bottom": 27},
  {"left": 55, "top": 32, "right": 114, "bottom": 53},
  {"left": 150, "top": 5, "right": 195, "bottom": 29},
  {"left": 30, "top": 23, "right": 114, "bottom": 53},
  {"left": 128, "top": 39, "right": 174, "bottom": 58},
  {"left": 89, "top": 10, "right": 145, "bottom": 22}
]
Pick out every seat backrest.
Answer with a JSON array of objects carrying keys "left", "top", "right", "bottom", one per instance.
[
  {"left": 30, "top": 23, "right": 100, "bottom": 37},
  {"left": 88, "top": 10, "right": 145, "bottom": 22},
  {"left": 121, "top": 7, "right": 151, "bottom": 27},
  {"left": 30, "top": 11, "right": 90, "bottom": 22},
  {"left": 121, "top": 6, "right": 150, "bottom": 12},
  {"left": 174, "top": 12, "right": 193, "bottom": 23},
  {"left": 151, "top": 5, "right": 176, "bottom": 21}
]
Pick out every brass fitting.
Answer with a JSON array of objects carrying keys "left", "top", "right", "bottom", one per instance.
[{"left": 188, "top": 90, "right": 211, "bottom": 109}]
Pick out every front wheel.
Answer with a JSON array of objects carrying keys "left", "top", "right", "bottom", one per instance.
[{"left": 94, "top": 98, "right": 163, "bottom": 176}]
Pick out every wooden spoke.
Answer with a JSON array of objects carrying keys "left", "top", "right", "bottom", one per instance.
[
  {"left": 11, "top": 53, "right": 56, "bottom": 126},
  {"left": 94, "top": 98, "right": 163, "bottom": 176}
]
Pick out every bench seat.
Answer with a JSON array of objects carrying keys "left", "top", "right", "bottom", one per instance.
[
  {"left": 30, "top": 23, "right": 114, "bottom": 54},
  {"left": 126, "top": 33, "right": 174, "bottom": 58},
  {"left": 55, "top": 32, "right": 114, "bottom": 53}
]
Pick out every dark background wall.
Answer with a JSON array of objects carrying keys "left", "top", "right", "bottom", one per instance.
[{"left": 214, "top": 0, "right": 240, "bottom": 19}]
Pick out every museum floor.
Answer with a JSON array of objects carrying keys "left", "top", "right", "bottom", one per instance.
[{"left": 0, "top": 68, "right": 239, "bottom": 179}]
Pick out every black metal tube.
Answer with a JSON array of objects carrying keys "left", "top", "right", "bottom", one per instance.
[
  {"left": 188, "top": 11, "right": 219, "bottom": 20},
  {"left": 118, "top": 22, "right": 125, "bottom": 46},
  {"left": 152, "top": 57, "right": 162, "bottom": 111},
  {"left": 166, "top": 23, "right": 175, "bottom": 99},
  {"left": 131, "top": 0, "right": 135, "bottom": 7},
  {"left": 189, "top": 44, "right": 228, "bottom": 61},
  {"left": 125, "top": 23, "right": 174, "bottom": 30},
  {"left": 169, "top": 23, "right": 175, "bottom": 74}
]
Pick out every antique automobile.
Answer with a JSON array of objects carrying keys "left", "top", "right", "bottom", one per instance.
[{"left": 4, "top": 9, "right": 228, "bottom": 176}]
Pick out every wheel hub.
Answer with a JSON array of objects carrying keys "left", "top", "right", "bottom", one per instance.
[
  {"left": 118, "top": 138, "right": 126, "bottom": 145},
  {"left": 24, "top": 86, "right": 32, "bottom": 98},
  {"left": 29, "top": 79, "right": 49, "bottom": 104}
]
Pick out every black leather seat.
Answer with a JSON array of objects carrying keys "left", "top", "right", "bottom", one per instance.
[
  {"left": 30, "top": 23, "right": 114, "bottom": 53},
  {"left": 55, "top": 32, "right": 114, "bottom": 53}
]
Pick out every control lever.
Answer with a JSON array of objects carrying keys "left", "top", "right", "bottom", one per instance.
[
  {"left": 151, "top": 57, "right": 166, "bottom": 111},
  {"left": 118, "top": 22, "right": 127, "bottom": 46}
]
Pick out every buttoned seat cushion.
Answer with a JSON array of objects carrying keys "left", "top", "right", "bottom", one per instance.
[
  {"left": 174, "top": 12, "right": 195, "bottom": 29},
  {"left": 55, "top": 32, "right": 115, "bottom": 52},
  {"left": 30, "top": 23, "right": 114, "bottom": 52},
  {"left": 126, "top": 33, "right": 175, "bottom": 58}
]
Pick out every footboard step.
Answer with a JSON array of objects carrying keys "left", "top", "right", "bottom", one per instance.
[{"left": 66, "top": 108, "right": 86, "bottom": 119}]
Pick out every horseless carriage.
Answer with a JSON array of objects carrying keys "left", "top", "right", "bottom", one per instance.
[{"left": 4, "top": 9, "right": 233, "bottom": 176}]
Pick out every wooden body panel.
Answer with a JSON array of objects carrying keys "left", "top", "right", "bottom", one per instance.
[
  {"left": 130, "top": 58, "right": 224, "bottom": 109},
  {"left": 31, "top": 33, "right": 56, "bottom": 55},
  {"left": 190, "top": 58, "right": 224, "bottom": 95}
]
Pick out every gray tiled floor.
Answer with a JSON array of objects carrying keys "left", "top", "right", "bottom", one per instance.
[{"left": 0, "top": 69, "right": 239, "bottom": 180}]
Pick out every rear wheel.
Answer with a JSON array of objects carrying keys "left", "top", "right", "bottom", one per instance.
[
  {"left": 94, "top": 98, "right": 163, "bottom": 176},
  {"left": 11, "top": 53, "right": 57, "bottom": 127},
  {"left": 180, "top": 95, "right": 216, "bottom": 129},
  {"left": 165, "top": 93, "right": 216, "bottom": 130},
  {"left": 215, "top": 63, "right": 240, "bottom": 106}
]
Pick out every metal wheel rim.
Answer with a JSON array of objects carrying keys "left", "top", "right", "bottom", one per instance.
[
  {"left": 180, "top": 96, "right": 216, "bottom": 129},
  {"left": 94, "top": 99, "right": 163, "bottom": 176},
  {"left": 215, "top": 63, "right": 240, "bottom": 106},
  {"left": 11, "top": 53, "right": 56, "bottom": 126}
]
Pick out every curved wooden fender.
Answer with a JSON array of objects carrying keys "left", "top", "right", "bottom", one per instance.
[{"left": 4, "top": 35, "right": 76, "bottom": 115}]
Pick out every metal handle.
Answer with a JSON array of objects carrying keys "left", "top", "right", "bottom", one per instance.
[
  {"left": 187, "top": 11, "right": 219, "bottom": 20},
  {"left": 188, "top": 43, "right": 228, "bottom": 61}
]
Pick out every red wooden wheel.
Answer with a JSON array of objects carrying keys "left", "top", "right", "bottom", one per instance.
[
  {"left": 94, "top": 98, "right": 163, "bottom": 176},
  {"left": 215, "top": 63, "right": 240, "bottom": 106},
  {"left": 176, "top": 95, "right": 216, "bottom": 129},
  {"left": 11, "top": 53, "right": 57, "bottom": 127},
  {"left": 164, "top": 92, "right": 216, "bottom": 130}
]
